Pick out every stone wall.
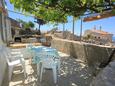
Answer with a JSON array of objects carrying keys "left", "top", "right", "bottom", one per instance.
[
  {"left": 51, "top": 38, "right": 115, "bottom": 74},
  {"left": 0, "top": 45, "right": 9, "bottom": 86},
  {"left": 90, "top": 61, "right": 115, "bottom": 86}
]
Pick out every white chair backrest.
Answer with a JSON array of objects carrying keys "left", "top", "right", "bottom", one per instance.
[
  {"left": 3, "top": 47, "right": 16, "bottom": 63},
  {"left": 42, "top": 58, "right": 56, "bottom": 68},
  {"left": 25, "top": 48, "right": 35, "bottom": 58},
  {"left": 26, "top": 44, "right": 33, "bottom": 49},
  {"left": 11, "top": 48, "right": 21, "bottom": 52}
]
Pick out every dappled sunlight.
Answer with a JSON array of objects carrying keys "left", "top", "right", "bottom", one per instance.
[
  {"left": 9, "top": 57, "right": 37, "bottom": 86},
  {"left": 58, "top": 52, "right": 70, "bottom": 58},
  {"left": 58, "top": 57, "right": 93, "bottom": 86},
  {"left": 10, "top": 80, "right": 23, "bottom": 86},
  {"left": 9, "top": 50, "right": 93, "bottom": 86},
  {"left": 71, "top": 83, "right": 78, "bottom": 86}
]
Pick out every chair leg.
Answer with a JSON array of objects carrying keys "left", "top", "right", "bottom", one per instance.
[
  {"left": 53, "top": 67, "right": 57, "bottom": 84},
  {"left": 9, "top": 66, "right": 13, "bottom": 81},
  {"left": 37, "top": 63, "right": 40, "bottom": 76},
  {"left": 21, "top": 64, "right": 26, "bottom": 78},
  {"left": 20, "top": 58, "right": 26, "bottom": 78},
  {"left": 57, "top": 61, "right": 61, "bottom": 74},
  {"left": 23, "top": 68, "right": 26, "bottom": 78},
  {"left": 40, "top": 66, "right": 43, "bottom": 82}
]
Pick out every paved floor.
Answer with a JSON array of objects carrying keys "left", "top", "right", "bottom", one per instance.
[{"left": 9, "top": 52, "right": 93, "bottom": 86}]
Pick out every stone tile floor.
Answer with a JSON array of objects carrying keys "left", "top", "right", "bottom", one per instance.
[{"left": 9, "top": 52, "right": 93, "bottom": 86}]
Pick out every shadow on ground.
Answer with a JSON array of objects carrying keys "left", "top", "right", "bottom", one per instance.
[{"left": 10, "top": 54, "right": 93, "bottom": 86}]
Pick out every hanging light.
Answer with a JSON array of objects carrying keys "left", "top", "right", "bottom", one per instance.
[{"left": 97, "top": 15, "right": 101, "bottom": 18}]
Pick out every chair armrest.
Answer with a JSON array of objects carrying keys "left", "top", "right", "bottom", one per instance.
[{"left": 20, "top": 57, "right": 25, "bottom": 62}]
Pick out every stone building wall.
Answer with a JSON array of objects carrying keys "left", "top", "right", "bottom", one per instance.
[
  {"left": 83, "top": 29, "right": 113, "bottom": 44},
  {"left": 0, "top": 0, "right": 12, "bottom": 86},
  {"left": 0, "top": 46, "right": 9, "bottom": 86}
]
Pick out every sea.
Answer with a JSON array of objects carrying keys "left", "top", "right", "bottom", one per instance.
[
  {"left": 112, "top": 37, "right": 115, "bottom": 46},
  {"left": 112, "top": 36, "right": 115, "bottom": 42}
]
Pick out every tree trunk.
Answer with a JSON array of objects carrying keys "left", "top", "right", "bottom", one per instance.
[{"left": 39, "top": 24, "right": 41, "bottom": 30}]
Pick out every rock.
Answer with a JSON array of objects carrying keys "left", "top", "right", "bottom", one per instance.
[{"left": 90, "top": 61, "right": 115, "bottom": 86}]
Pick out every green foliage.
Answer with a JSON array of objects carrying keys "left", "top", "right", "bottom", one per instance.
[
  {"left": 111, "top": 9, "right": 115, "bottom": 14},
  {"left": 87, "top": 34, "right": 94, "bottom": 39},
  {"left": 83, "top": 34, "right": 94, "bottom": 41},
  {"left": 17, "top": 19, "right": 35, "bottom": 29},
  {"left": 24, "top": 23, "right": 30, "bottom": 29},
  {"left": 10, "top": 0, "right": 115, "bottom": 23},
  {"left": 28, "top": 21, "right": 35, "bottom": 28}
]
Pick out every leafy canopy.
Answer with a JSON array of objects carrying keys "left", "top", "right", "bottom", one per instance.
[{"left": 10, "top": 0, "right": 115, "bottom": 23}]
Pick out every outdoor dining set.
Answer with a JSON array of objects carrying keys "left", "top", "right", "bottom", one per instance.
[{"left": 0, "top": 44, "right": 60, "bottom": 84}]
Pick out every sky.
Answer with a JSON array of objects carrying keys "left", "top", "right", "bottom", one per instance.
[{"left": 6, "top": 0, "right": 115, "bottom": 36}]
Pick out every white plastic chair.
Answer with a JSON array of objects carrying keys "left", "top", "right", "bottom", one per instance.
[
  {"left": 45, "top": 50, "right": 61, "bottom": 74},
  {"left": 33, "top": 47, "right": 60, "bottom": 82},
  {"left": 40, "top": 58, "right": 57, "bottom": 83},
  {"left": 32, "top": 51, "right": 43, "bottom": 76},
  {"left": 3, "top": 49, "right": 26, "bottom": 81},
  {"left": 39, "top": 50, "right": 60, "bottom": 84},
  {"left": 26, "top": 44, "right": 34, "bottom": 49},
  {"left": 4, "top": 47, "right": 24, "bottom": 61}
]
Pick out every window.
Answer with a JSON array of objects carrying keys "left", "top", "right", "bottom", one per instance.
[{"left": 98, "top": 37, "right": 100, "bottom": 39}]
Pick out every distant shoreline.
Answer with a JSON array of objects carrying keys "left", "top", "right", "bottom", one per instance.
[{"left": 112, "top": 36, "right": 115, "bottom": 41}]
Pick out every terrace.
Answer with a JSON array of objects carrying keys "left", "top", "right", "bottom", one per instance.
[
  {"left": 0, "top": 1, "right": 115, "bottom": 86},
  {"left": 1, "top": 44, "right": 93, "bottom": 86}
]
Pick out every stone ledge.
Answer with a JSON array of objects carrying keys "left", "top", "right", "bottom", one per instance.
[{"left": 51, "top": 38, "right": 115, "bottom": 75}]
